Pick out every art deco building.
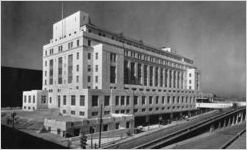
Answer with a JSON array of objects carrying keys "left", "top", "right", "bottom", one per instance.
[{"left": 22, "top": 11, "right": 212, "bottom": 136}]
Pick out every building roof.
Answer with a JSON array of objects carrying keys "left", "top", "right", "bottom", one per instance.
[{"left": 85, "top": 23, "right": 194, "bottom": 64}]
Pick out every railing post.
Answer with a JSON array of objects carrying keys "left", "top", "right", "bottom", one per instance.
[
  {"left": 228, "top": 117, "right": 231, "bottom": 126},
  {"left": 210, "top": 124, "right": 215, "bottom": 132},
  {"left": 223, "top": 119, "right": 227, "bottom": 127},
  {"left": 240, "top": 112, "right": 244, "bottom": 123},
  {"left": 218, "top": 121, "right": 221, "bottom": 129}
]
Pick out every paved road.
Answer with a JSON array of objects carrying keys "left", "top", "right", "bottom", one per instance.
[
  {"left": 168, "top": 123, "right": 246, "bottom": 149},
  {"left": 104, "top": 109, "right": 229, "bottom": 149},
  {"left": 227, "top": 131, "right": 246, "bottom": 149}
]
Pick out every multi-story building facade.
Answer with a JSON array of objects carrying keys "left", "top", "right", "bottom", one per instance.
[{"left": 23, "top": 11, "right": 213, "bottom": 136}]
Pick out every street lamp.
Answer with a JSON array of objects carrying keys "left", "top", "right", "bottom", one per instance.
[{"left": 132, "top": 88, "right": 136, "bottom": 134}]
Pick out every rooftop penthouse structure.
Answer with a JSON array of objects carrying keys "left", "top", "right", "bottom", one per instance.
[{"left": 22, "top": 11, "right": 213, "bottom": 137}]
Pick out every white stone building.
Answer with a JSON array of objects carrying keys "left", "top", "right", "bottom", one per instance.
[{"left": 23, "top": 11, "right": 213, "bottom": 136}]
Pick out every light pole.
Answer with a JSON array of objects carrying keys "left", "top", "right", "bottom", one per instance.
[
  {"left": 132, "top": 88, "right": 136, "bottom": 134},
  {"left": 98, "top": 104, "right": 103, "bottom": 148}
]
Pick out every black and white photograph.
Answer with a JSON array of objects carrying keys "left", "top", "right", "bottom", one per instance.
[{"left": 1, "top": 1, "right": 246, "bottom": 149}]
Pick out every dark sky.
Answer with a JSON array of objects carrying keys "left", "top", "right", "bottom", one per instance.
[{"left": 1, "top": 1, "right": 246, "bottom": 98}]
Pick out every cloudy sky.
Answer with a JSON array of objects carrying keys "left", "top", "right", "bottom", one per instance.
[{"left": 1, "top": 1, "right": 246, "bottom": 98}]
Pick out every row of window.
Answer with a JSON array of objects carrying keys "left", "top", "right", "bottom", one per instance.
[
  {"left": 23, "top": 95, "right": 35, "bottom": 103},
  {"left": 23, "top": 95, "right": 46, "bottom": 104},
  {"left": 115, "top": 95, "right": 196, "bottom": 106},
  {"left": 62, "top": 109, "right": 85, "bottom": 116},
  {"left": 90, "top": 95, "right": 195, "bottom": 107},
  {"left": 115, "top": 105, "right": 194, "bottom": 114},
  {"left": 23, "top": 106, "right": 35, "bottom": 110},
  {"left": 58, "top": 94, "right": 196, "bottom": 108},
  {"left": 124, "top": 50, "right": 186, "bottom": 70},
  {"left": 59, "top": 95, "right": 86, "bottom": 106},
  {"left": 45, "top": 39, "right": 80, "bottom": 56}
]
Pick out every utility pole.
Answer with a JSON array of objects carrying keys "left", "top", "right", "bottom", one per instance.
[{"left": 98, "top": 104, "right": 103, "bottom": 148}]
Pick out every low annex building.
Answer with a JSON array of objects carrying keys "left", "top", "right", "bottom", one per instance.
[
  {"left": 23, "top": 11, "right": 213, "bottom": 136},
  {"left": 22, "top": 90, "right": 48, "bottom": 111}
]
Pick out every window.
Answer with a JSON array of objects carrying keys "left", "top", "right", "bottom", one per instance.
[
  {"left": 110, "top": 53, "right": 116, "bottom": 62},
  {"left": 104, "top": 111, "right": 110, "bottom": 115},
  {"left": 156, "top": 96, "right": 159, "bottom": 104},
  {"left": 77, "top": 40, "right": 80, "bottom": 46},
  {"left": 49, "top": 97, "right": 52, "bottom": 103},
  {"left": 121, "top": 96, "right": 125, "bottom": 105},
  {"left": 68, "top": 42, "right": 73, "bottom": 49},
  {"left": 88, "top": 53, "right": 91, "bottom": 60},
  {"left": 189, "top": 80, "right": 191, "bottom": 84},
  {"left": 76, "top": 75, "right": 79, "bottom": 83},
  {"left": 104, "top": 96, "right": 110, "bottom": 106},
  {"left": 33, "top": 96, "right": 35, "bottom": 103},
  {"left": 126, "top": 96, "right": 130, "bottom": 105},
  {"left": 167, "top": 96, "right": 170, "bottom": 103},
  {"left": 57, "top": 129, "right": 61, "bottom": 135},
  {"left": 88, "top": 65, "right": 91, "bottom": 72},
  {"left": 115, "top": 96, "right": 119, "bottom": 106},
  {"left": 92, "top": 112, "right": 98, "bottom": 116},
  {"left": 28, "top": 96, "right": 31, "bottom": 103},
  {"left": 189, "top": 73, "right": 192, "bottom": 77},
  {"left": 58, "top": 57, "right": 63, "bottom": 84},
  {"left": 95, "top": 76, "right": 98, "bottom": 83},
  {"left": 63, "top": 95, "right": 66, "bottom": 105},
  {"left": 71, "top": 95, "right": 76, "bottom": 106},
  {"left": 92, "top": 96, "right": 98, "bottom": 107},
  {"left": 110, "top": 66, "right": 116, "bottom": 83},
  {"left": 95, "top": 65, "right": 98, "bottom": 72},
  {"left": 88, "top": 76, "right": 91, "bottom": 82},
  {"left": 76, "top": 65, "right": 79, "bottom": 72},
  {"left": 134, "top": 96, "right": 138, "bottom": 105},
  {"left": 58, "top": 45, "right": 63, "bottom": 52},
  {"left": 149, "top": 96, "right": 152, "bottom": 104},
  {"left": 68, "top": 55, "right": 73, "bottom": 83},
  {"left": 88, "top": 40, "right": 91, "bottom": 46},
  {"left": 71, "top": 111, "right": 75, "bottom": 115},
  {"left": 162, "top": 96, "right": 165, "bottom": 104},
  {"left": 63, "top": 110, "right": 66, "bottom": 114},
  {"left": 50, "top": 48, "right": 53, "bottom": 55},
  {"left": 24, "top": 96, "right": 26, "bottom": 103},
  {"left": 80, "top": 95, "right": 85, "bottom": 106},
  {"left": 95, "top": 53, "right": 98, "bottom": 60},
  {"left": 49, "top": 59, "right": 54, "bottom": 85},
  {"left": 79, "top": 111, "right": 85, "bottom": 116},
  {"left": 115, "top": 110, "right": 119, "bottom": 114},
  {"left": 149, "top": 66, "right": 153, "bottom": 86},
  {"left": 115, "top": 123, "right": 120, "bottom": 129},
  {"left": 142, "top": 96, "right": 145, "bottom": 105}
]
